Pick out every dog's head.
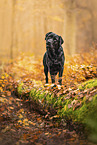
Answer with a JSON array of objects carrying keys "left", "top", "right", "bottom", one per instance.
[{"left": 45, "top": 32, "right": 64, "bottom": 54}]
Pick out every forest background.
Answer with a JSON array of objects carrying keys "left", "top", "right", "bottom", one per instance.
[
  {"left": 0, "top": 0, "right": 97, "bottom": 64},
  {"left": 0, "top": 0, "right": 97, "bottom": 144}
]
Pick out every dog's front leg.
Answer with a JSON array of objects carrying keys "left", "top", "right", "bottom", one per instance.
[
  {"left": 51, "top": 75, "right": 55, "bottom": 84},
  {"left": 58, "top": 67, "right": 64, "bottom": 85}
]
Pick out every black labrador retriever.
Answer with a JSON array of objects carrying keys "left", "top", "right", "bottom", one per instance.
[{"left": 43, "top": 32, "right": 65, "bottom": 85}]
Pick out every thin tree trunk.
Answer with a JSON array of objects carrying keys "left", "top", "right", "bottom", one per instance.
[
  {"left": 64, "top": 0, "right": 76, "bottom": 55},
  {"left": 10, "top": 0, "right": 16, "bottom": 61}
]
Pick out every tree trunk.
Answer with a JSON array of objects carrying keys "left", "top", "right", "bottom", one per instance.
[
  {"left": 64, "top": 0, "right": 76, "bottom": 55},
  {"left": 10, "top": 0, "right": 16, "bottom": 61}
]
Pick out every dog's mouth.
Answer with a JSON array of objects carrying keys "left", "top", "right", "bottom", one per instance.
[{"left": 47, "top": 46, "right": 55, "bottom": 54}]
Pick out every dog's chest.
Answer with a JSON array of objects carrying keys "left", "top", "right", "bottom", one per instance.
[{"left": 46, "top": 53, "right": 62, "bottom": 73}]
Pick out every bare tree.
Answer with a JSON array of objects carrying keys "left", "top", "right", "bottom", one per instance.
[
  {"left": 64, "top": 0, "right": 76, "bottom": 55},
  {"left": 10, "top": 0, "right": 16, "bottom": 61}
]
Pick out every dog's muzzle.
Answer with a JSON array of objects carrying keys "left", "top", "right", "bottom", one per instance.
[{"left": 46, "top": 38, "right": 54, "bottom": 48}]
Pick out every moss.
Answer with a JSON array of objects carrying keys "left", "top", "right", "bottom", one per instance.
[
  {"left": 79, "top": 78, "right": 97, "bottom": 90},
  {"left": 17, "top": 79, "right": 97, "bottom": 131},
  {"left": 73, "top": 94, "right": 97, "bottom": 123},
  {"left": 18, "top": 82, "right": 24, "bottom": 94}
]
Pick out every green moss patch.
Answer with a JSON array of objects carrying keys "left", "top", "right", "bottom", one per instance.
[
  {"left": 78, "top": 79, "right": 97, "bottom": 90},
  {"left": 17, "top": 79, "right": 97, "bottom": 130}
]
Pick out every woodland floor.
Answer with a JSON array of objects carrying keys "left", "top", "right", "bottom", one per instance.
[
  {"left": 0, "top": 52, "right": 97, "bottom": 145},
  {"left": 0, "top": 93, "right": 95, "bottom": 145}
]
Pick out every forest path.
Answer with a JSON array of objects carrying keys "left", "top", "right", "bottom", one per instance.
[{"left": 0, "top": 93, "right": 91, "bottom": 145}]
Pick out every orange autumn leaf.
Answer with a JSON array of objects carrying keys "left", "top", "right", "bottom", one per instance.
[{"left": 7, "top": 91, "right": 11, "bottom": 96}]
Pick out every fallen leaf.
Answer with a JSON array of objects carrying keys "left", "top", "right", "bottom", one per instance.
[
  {"left": 68, "top": 137, "right": 76, "bottom": 141},
  {"left": 16, "top": 141, "right": 20, "bottom": 145},
  {"left": 29, "top": 121, "right": 36, "bottom": 126},
  {"left": 9, "top": 106, "right": 14, "bottom": 110},
  {"left": 10, "top": 129, "right": 16, "bottom": 132},
  {"left": 1, "top": 76, "right": 5, "bottom": 79},
  {"left": 0, "top": 87, "right": 3, "bottom": 92},
  {"left": 45, "top": 132, "right": 50, "bottom": 136},
  {"left": 23, "top": 133, "right": 27, "bottom": 140},
  {"left": 1, "top": 126, "right": 11, "bottom": 133},
  {"left": 35, "top": 143, "right": 43, "bottom": 145},
  {"left": 18, "top": 114, "right": 23, "bottom": 119},
  {"left": 0, "top": 106, "right": 5, "bottom": 111},
  {"left": 68, "top": 104, "right": 73, "bottom": 109},
  {"left": 71, "top": 99, "right": 78, "bottom": 105},
  {"left": 23, "top": 118, "right": 28, "bottom": 122},
  {"left": 89, "top": 97, "right": 93, "bottom": 101},
  {"left": 7, "top": 91, "right": 11, "bottom": 96},
  {"left": 18, "top": 120, "right": 22, "bottom": 124},
  {"left": 42, "top": 98, "right": 45, "bottom": 103},
  {"left": 20, "top": 140, "right": 29, "bottom": 144}
]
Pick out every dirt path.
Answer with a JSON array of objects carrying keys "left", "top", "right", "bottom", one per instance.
[{"left": 0, "top": 94, "right": 94, "bottom": 145}]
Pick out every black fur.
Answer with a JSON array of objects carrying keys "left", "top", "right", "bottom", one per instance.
[{"left": 43, "top": 32, "right": 65, "bottom": 85}]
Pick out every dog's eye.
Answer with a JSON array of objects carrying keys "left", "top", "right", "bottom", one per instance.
[
  {"left": 54, "top": 39, "right": 58, "bottom": 43},
  {"left": 47, "top": 36, "right": 52, "bottom": 39},
  {"left": 53, "top": 38, "right": 57, "bottom": 41},
  {"left": 54, "top": 36, "right": 58, "bottom": 41}
]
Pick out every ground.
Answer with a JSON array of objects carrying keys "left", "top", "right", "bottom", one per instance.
[
  {"left": 0, "top": 52, "right": 97, "bottom": 145},
  {"left": 0, "top": 93, "right": 95, "bottom": 145}
]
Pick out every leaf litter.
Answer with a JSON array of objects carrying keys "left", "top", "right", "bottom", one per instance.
[{"left": 0, "top": 50, "right": 97, "bottom": 145}]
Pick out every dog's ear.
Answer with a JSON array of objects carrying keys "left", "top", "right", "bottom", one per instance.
[
  {"left": 45, "top": 32, "right": 52, "bottom": 40},
  {"left": 59, "top": 36, "right": 64, "bottom": 45}
]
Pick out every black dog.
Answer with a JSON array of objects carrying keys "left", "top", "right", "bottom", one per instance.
[{"left": 43, "top": 32, "right": 65, "bottom": 85}]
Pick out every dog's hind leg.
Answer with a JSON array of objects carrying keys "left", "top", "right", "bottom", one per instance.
[
  {"left": 43, "top": 53, "right": 48, "bottom": 84},
  {"left": 51, "top": 75, "right": 55, "bottom": 84},
  {"left": 44, "top": 66, "right": 48, "bottom": 84}
]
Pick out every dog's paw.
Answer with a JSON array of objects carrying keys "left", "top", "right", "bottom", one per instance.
[
  {"left": 50, "top": 84, "right": 55, "bottom": 87},
  {"left": 44, "top": 83, "right": 49, "bottom": 87},
  {"left": 57, "top": 85, "right": 61, "bottom": 90},
  {"left": 50, "top": 84, "right": 57, "bottom": 89}
]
